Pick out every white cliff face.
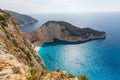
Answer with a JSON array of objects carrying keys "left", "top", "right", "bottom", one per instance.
[
  {"left": 0, "top": 45, "right": 30, "bottom": 80},
  {"left": 28, "top": 21, "right": 106, "bottom": 47}
]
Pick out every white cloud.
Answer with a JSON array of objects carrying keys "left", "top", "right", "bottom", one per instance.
[{"left": 0, "top": 0, "right": 120, "bottom": 13}]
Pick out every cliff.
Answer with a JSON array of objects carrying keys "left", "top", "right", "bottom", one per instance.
[
  {"left": 0, "top": 9, "right": 88, "bottom": 80},
  {"left": 0, "top": 9, "right": 43, "bottom": 80},
  {"left": 5, "top": 10, "right": 38, "bottom": 26},
  {"left": 29, "top": 21, "right": 106, "bottom": 46}
]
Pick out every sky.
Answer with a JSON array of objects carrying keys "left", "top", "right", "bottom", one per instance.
[{"left": 0, "top": 0, "right": 120, "bottom": 13}]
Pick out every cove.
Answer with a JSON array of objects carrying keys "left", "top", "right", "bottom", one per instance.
[
  {"left": 38, "top": 38, "right": 120, "bottom": 80},
  {"left": 21, "top": 13, "right": 120, "bottom": 80}
]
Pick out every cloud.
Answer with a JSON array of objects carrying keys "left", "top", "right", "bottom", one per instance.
[{"left": 0, "top": 0, "right": 120, "bottom": 13}]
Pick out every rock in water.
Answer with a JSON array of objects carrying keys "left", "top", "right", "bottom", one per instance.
[{"left": 28, "top": 21, "right": 106, "bottom": 45}]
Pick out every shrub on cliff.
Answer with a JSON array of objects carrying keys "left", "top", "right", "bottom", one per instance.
[{"left": 0, "top": 15, "right": 5, "bottom": 20}]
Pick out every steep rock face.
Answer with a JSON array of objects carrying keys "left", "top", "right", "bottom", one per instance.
[
  {"left": 29, "top": 21, "right": 106, "bottom": 46},
  {"left": 0, "top": 10, "right": 42, "bottom": 80},
  {"left": 5, "top": 10, "right": 38, "bottom": 26}
]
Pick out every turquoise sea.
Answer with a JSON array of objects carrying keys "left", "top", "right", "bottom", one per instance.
[{"left": 21, "top": 13, "right": 120, "bottom": 80}]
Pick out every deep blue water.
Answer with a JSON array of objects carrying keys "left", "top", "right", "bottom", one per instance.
[{"left": 21, "top": 13, "right": 120, "bottom": 80}]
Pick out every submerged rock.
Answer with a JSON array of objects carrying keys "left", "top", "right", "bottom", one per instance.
[{"left": 29, "top": 21, "right": 106, "bottom": 46}]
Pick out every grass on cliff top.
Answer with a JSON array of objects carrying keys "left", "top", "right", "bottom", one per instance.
[
  {"left": 0, "top": 12, "right": 10, "bottom": 26},
  {"left": 0, "top": 13, "right": 9, "bottom": 21},
  {"left": 26, "top": 68, "right": 89, "bottom": 80},
  {"left": 0, "top": 15, "right": 5, "bottom": 20}
]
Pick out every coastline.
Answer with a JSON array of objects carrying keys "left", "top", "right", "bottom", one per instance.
[
  {"left": 34, "top": 46, "right": 40, "bottom": 52},
  {"left": 19, "top": 21, "right": 38, "bottom": 27},
  {"left": 32, "top": 41, "right": 43, "bottom": 52}
]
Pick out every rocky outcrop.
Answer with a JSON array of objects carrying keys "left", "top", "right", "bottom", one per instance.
[
  {"left": 0, "top": 9, "right": 43, "bottom": 80},
  {"left": 5, "top": 10, "right": 38, "bottom": 26},
  {"left": 29, "top": 21, "right": 106, "bottom": 46},
  {"left": 0, "top": 9, "right": 88, "bottom": 80}
]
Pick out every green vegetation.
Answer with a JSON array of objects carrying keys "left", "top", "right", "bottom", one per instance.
[
  {"left": 57, "top": 21, "right": 82, "bottom": 36},
  {"left": 20, "top": 47, "right": 32, "bottom": 61},
  {"left": 0, "top": 12, "right": 10, "bottom": 26},
  {"left": 78, "top": 75, "right": 89, "bottom": 80},
  {"left": 26, "top": 68, "right": 89, "bottom": 80},
  {"left": 25, "top": 51, "right": 32, "bottom": 61},
  {"left": 4, "top": 14, "right": 10, "bottom": 20},
  {"left": 45, "top": 21, "right": 79, "bottom": 31},
  {"left": 57, "top": 21, "right": 79, "bottom": 31},
  {"left": 0, "top": 14, "right": 9, "bottom": 21},
  {"left": 61, "top": 73, "right": 75, "bottom": 78},
  {"left": 14, "top": 42, "right": 32, "bottom": 61},
  {"left": 12, "top": 67, "right": 20, "bottom": 73},
  {"left": 0, "top": 15, "right": 5, "bottom": 20},
  {"left": 13, "top": 40, "right": 19, "bottom": 48},
  {"left": 26, "top": 68, "right": 41, "bottom": 80},
  {"left": 30, "top": 68, "right": 38, "bottom": 74}
]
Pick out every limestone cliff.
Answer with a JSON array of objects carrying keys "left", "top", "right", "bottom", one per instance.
[
  {"left": 0, "top": 9, "right": 88, "bottom": 80},
  {"left": 0, "top": 9, "right": 43, "bottom": 80},
  {"left": 29, "top": 21, "right": 106, "bottom": 46}
]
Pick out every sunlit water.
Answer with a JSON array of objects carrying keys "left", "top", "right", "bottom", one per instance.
[{"left": 21, "top": 13, "right": 120, "bottom": 80}]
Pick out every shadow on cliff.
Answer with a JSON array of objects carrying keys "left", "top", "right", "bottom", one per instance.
[{"left": 41, "top": 39, "right": 105, "bottom": 47}]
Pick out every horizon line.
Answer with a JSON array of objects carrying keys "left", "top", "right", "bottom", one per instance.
[{"left": 4, "top": 9, "right": 120, "bottom": 14}]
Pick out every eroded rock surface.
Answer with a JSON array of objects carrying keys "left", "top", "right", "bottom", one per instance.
[{"left": 29, "top": 21, "right": 106, "bottom": 46}]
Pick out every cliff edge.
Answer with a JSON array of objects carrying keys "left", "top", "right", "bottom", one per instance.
[
  {"left": 29, "top": 21, "right": 106, "bottom": 47},
  {"left": 0, "top": 9, "right": 43, "bottom": 80}
]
